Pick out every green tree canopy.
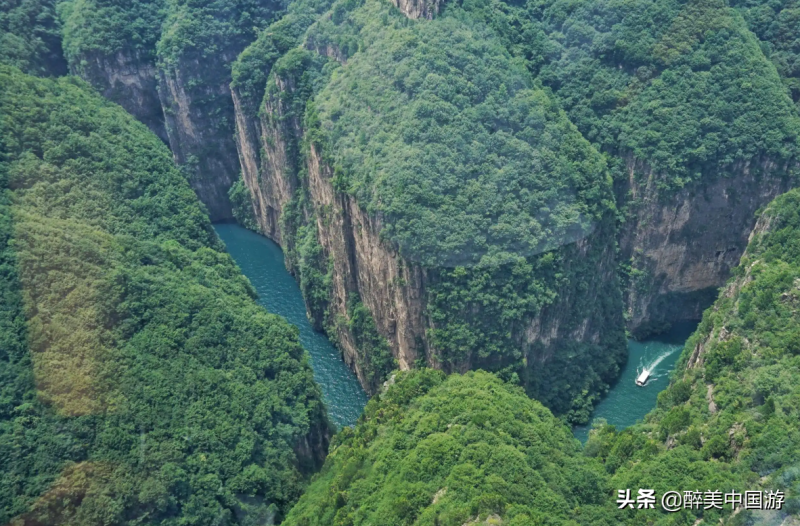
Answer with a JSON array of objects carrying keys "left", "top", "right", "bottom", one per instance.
[{"left": 0, "top": 65, "right": 330, "bottom": 524}]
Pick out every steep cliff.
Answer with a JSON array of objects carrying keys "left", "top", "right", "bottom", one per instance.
[
  {"left": 58, "top": 0, "right": 168, "bottom": 141},
  {"left": 389, "top": 0, "right": 441, "bottom": 19},
  {"left": 154, "top": 0, "right": 288, "bottom": 221},
  {"left": 584, "top": 187, "right": 800, "bottom": 524},
  {"left": 157, "top": 47, "right": 244, "bottom": 220},
  {"left": 524, "top": 0, "right": 800, "bottom": 337},
  {"left": 229, "top": 0, "right": 333, "bottom": 238},
  {"left": 232, "top": 0, "right": 627, "bottom": 422},
  {"left": 622, "top": 158, "right": 793, "bottom": 337},
  {"left": 58, "top": 0, "right": 290, "bottom": 221}
]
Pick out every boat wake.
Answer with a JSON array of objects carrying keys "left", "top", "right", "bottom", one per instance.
[{"left": 635, "top": 346, "right": 681, "bottom": 385}]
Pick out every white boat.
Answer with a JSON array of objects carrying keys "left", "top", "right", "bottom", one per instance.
[{"left": 635, "top": 368, "right": 650, "bottom": 386}]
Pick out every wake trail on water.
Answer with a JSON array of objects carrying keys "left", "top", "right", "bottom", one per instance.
[{"left": 637, "top": 345, "right": 682, "bottom": 382}]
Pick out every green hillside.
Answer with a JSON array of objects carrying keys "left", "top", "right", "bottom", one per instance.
[
  {"left": 0, "top": 0, "right": 67, "bottom": 75},
  {"left": 588, "top": 187, "right": 800, "bottom": 524},
  {"left": 733, "top": 0, "right": 800, "bottom": 111},
  {"left": 0, "top": 65, "right": 330, "bottom": 524},
  {"left": 58, "top": 0, "right": 165, "bottom": 64},
  {"left": 2, "top": 0, "right": 800, "bottom": 523},
  {"left": 254, "top": 0, "right": 627, "bottom": 419},
  {"left": 533, "top": 0, "right": 800, "bottom": 189},
  {"left": 275, "top": 182, "right": 800, "bottom": 523},
  {"left": 283, "top": 370, "right": 612, "bottom": 526}
]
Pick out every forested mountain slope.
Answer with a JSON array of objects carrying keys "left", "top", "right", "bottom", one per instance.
[
  {"left": 278, "top": 188, "right": 800, "bottom": 525},
  {"left": 523, "top": 0, "right": 800, "bottom": 336},
  {"left": 20, "top": 0, "right": 800, "bottom": 426},
  {"left": 0, "top": 0, "right": 67, "bottom": 76},
  {"left": 229, "top": 0, "right": 628, "bottom": 422},
  {"left": 283, "top": 370, "right": 613, "bottom": 526},
  {"left": 586, "top": 185, "right": 800, "bottom": 525},
  {"left": 0, "top": 65, "right": 331, "bottom": 524},
  {"left": 57, "top": 0, "right": 291, "bottom": 220},
  {"left": 392, "top": 0, "right": 800, "bottom": 337},
  {"left": 58, "top": 0, "right": 169, "bottom": 142},
  {"left": 732, "top": 0, "right": 800, "bottom": 112}
]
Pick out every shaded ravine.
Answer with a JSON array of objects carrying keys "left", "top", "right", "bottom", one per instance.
[
  {"left": 215, "top": 224, "right": 368, "bottom": 428},
  {"left": 573, "top": 322, "right": 698, "bottom": 442},
  {"left": 215, "top": 224, "right": 696, "bottom": 437}
]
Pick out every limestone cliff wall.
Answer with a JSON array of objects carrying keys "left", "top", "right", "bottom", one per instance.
[
  {"left": 69, "top": 49, "right": 168, "bottom": 143},
  {"left": 621, "top": 157, "right": 792, "bottom": 338},
  {"left": 69, "top": 46, "right": 245, "bottom": 222},
  {"left": 233, "top": 69, "right": 429, "bottom": 390},
  {"left": 158, "top": 51, "right": 242, "bottom": 222},
  {"left": 389, "top": 0, "right": 442, "bottom": 19},
  {"left": 305, "top": 144, "right": 429, "bottom": 380},
  {"left": 232, "top": 76, "right": 301, "bottom": 244},
  {"left": 684, "top": 209, "right": 775, "bottom": 372},
  {"left": 232, "top": 64, "right": 625, "bottom": 404}
]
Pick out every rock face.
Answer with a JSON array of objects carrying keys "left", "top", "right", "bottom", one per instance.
[
  {"left": 69, "top": 49, "right": 168, "bottom": 143},
  {"left": 232, "top": 53, "right": 625, "bottom": 415},
  {"left": 57, "top": 0, "right": 287, "bottom": 223},
  {"left": 232, "top": 76, "right": 299, "bottom": 244},
  {"left": 67, "top": 45, "right": 244, "bottom": 221},
  {"left": 621, "top": 158, "right": 793, "bottom": 338},
  {"left": 158, "top": 51, "right": 242, "bottom": 221},
  {"left": 684, "top": 205, "right": 777, "bottom": 372},
  {"left": 234, "top": 65, "right": 425, "bottom": 388},
  {"left": 389, "top": 0, "right": 442, "bottom": 19},
  {"left": 304, "top": 144, "right": 430, "bottom": 376}
]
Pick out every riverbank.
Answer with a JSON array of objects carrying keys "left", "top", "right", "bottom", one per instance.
[
  {"left": 573, "top": 322, "right": 698, "bottom": 442},
  {"left": 215, "top": 224, "right": 368, "bottom": 428}
]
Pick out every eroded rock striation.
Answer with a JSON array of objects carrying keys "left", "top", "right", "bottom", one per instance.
[
  {"left": 59, "top": 0, "right": 287, "bottom": 221},
  {"left": 621, "top": 159, "right": 794, "bottom": 337},
  {"left": 230, "top": 0, "right": 627, "bottom": 422}
]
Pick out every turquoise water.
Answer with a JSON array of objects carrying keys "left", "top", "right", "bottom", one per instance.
[
  {"left": 214, "top": 223, "right": 694, "bottom": 438},
  {"left": 573, "top": 322, "right": 697, "bottom": 442},
  {"left": 214, "top": 224, "right": 367, "bottom": 428}
]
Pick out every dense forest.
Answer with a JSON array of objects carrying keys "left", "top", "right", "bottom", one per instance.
[
  {"left": 218, "top": 0, "right": 800, "bottom": 422},
  {"left": 585, "top": 186, "right": 800, "bottom": 524},
  {"left": 55, "top": 0, "right": 294, "bottom": 217},
  {"left": 0, "top": 65, "right": 330, "bottom": 523},
  {"left": 1, "top": 0, "right": 67, "bottom": 75},
  {"left": 278, "top": 186, "right": 800, "bottom": 523},
  {"left": 283, "top": 370, "right": 613, "bottom": 526},
  {"left": 2, "top": 0, "right": 800, "bottom": 523},
  {"left": 231, "top": 0, "right": 629, "bottom": 421}
]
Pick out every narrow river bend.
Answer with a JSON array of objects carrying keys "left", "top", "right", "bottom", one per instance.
[
  {"left": 215, "top": 224, "right": 368, "bottom": 428},
  {"left": 573, "top": 322, "right": 697, "bottom": 442},
  {"left": 215, "top": 223, "right": 695, "bottom": 439}
]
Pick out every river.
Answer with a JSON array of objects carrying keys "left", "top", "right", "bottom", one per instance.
[
  {"left": 214, "top": 224, "right": 368, "bottom": 428},
  {"left": 215, "top": 224, "right": 695, "bottom": 438},
  {"left": 572, "top": 322, "right": 697, "bottom": 442}
]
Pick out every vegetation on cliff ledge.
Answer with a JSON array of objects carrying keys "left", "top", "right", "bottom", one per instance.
[
  {"left": 277, "top": 184, "right": 800, "bottom": 524},
  {"left": 732, "top": 0, "right": 800, "bottom": 112},
  {"left": 0, "top": 65, "right": 330, "bottom": 524},
  {"left": 585, "top": 187, "right": 800, "bottom": 524},
  {"left": 529, "top": 0, "right": 800, "bottom": 190},
  {"left": 230, "top": 0, "right": 334, "bottom": 116},
  {"left": 58, "top": 0, "right": 165, "bottom": 64},
  {"left": 285, "top": 0, "right": 627, "bottom": 420}
]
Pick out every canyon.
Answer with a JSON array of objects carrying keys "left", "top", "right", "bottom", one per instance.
[{"left": 56, "top": 0, "right": 800, "bottom": 422}]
